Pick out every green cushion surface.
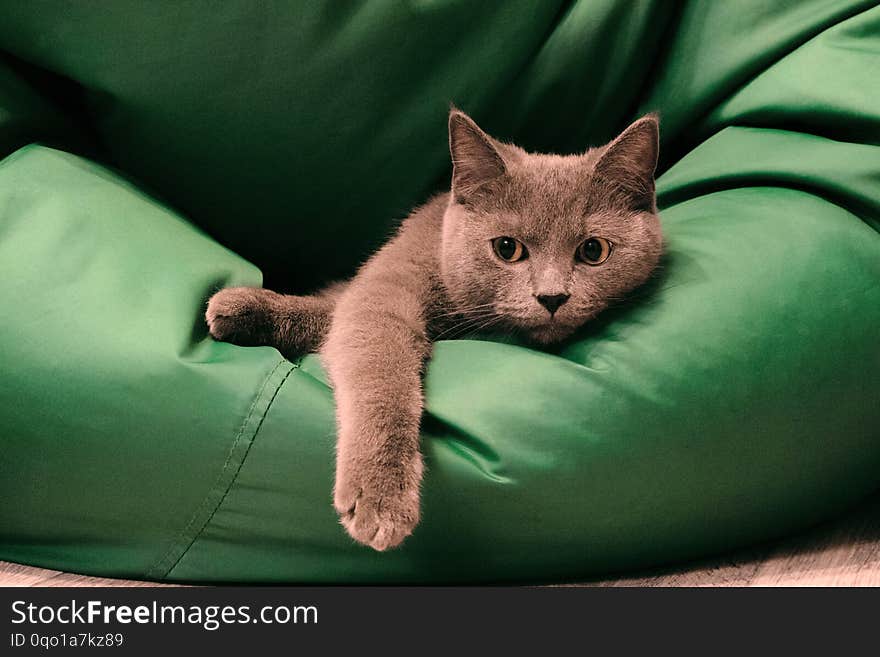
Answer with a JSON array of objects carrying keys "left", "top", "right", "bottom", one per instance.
[{"left": 0, "top": 0, "right": 878, "bottom": 582}]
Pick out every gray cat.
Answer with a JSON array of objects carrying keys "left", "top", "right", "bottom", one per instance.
[{"left": 206, "top": 109, "right": 663, "bottom": 551}]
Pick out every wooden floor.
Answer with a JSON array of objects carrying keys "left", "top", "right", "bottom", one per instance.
[
  {"left": 3, "top": 491, "right": 879, "bottom": 587},
  {"left": 587, "top": 490, "right": 880, "bottom": 587}
]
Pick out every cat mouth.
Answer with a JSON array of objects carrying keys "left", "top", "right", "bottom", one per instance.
[
  {"left": 494, "top": 307, "right": 585, "bottom": 345},
  {"left": 510, "top": 317, "right": 578, "bottom": 345},
  {"left": 527, "top": 324, "right": 576, "bottom": 344}
]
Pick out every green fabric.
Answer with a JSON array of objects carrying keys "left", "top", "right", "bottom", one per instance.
[{"left": 0, "top": 1, "right": 878, "bottom": 582}]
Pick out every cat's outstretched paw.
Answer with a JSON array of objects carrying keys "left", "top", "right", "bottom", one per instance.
[
  {"left": 334, "top": 455, "right": 423, "bottom": 551},
  {"left": 205, "top": 287, "right": 274, "bottom": 345}
]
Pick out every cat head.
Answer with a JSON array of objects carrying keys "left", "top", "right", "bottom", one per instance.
[{"left": 440, "top": 108, "right": 663, "bottom": 344}]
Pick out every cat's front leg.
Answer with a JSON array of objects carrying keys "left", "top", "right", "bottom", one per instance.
[
  {"left": 324, "top": 290, "right": 431, "bottom": 551},
  {"left": 206, "top": 287, "right": 280, "bottom": 347},
  {"left": 206, "top": 287, "right": 337, "bottom": 356}
]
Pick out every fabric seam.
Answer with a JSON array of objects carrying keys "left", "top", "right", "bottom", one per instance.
[{"left": 146, "top": 357, "right": 297, "bottom": 579}]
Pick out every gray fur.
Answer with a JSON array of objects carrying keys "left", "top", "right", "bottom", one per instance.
[{"left": 206, "top": 109, "right": 663, "bottom": 551}]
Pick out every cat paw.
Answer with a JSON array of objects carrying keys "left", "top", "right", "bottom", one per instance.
[
  {"left": 334, "top": 457, "right": 423, "bottom": 551},
  {"left": 205, "top": 287, "right": 273, "bottom": 344}
]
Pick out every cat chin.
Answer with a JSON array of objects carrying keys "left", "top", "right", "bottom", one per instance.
[{"left": 522, "top": 322, "right": 578, "bottom": 345}]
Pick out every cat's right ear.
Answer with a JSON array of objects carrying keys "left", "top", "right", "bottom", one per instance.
[
  {"left": 592, "top": 114, "right": 660, "bottom": 212},
  {"left": 448, "top": 109, "right": 506, "bottom": 203}
]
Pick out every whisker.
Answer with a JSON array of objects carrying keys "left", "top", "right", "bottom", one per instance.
[
  {"left": 446, "top": 314, "right": 505, "bottom": 340},
  {"left": 464, "top": 316, "right": 505, "bottom": 336},
  {"left": 438, "top": 309, "right": 499, "bottom": 322},
  {"left": 432, "top": 313, "right": 502, "bottom": 340},
  {"left": 429, "top": 302, "right": 497, "bottom": 320}
]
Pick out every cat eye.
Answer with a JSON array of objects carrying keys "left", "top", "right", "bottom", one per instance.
[
  {"left": 577, "top": 237, "right": 613, "bottom": 265},
  {"left": 492, "top": 236, "right": 528, "bottom": 262}
]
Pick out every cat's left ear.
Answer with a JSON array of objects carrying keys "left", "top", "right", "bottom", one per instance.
[
  {"left": 592, "top": 114, "right": 659, "bottom": 212},
  {"left": 448, "top": 109, "right": 507, "bottom": 203}
]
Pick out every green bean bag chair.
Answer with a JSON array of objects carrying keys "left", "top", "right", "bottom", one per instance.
[{"left": 1, "top": 0, "right": 878, "bottom": 583}]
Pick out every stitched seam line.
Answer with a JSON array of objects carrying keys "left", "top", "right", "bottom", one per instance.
[{"left": 146, "top": 358, "right": 297, "bottom": 579}]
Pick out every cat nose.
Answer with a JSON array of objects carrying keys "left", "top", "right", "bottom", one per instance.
[{"left": 536, "top": 293, "right": 570, "bottom": 314}]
